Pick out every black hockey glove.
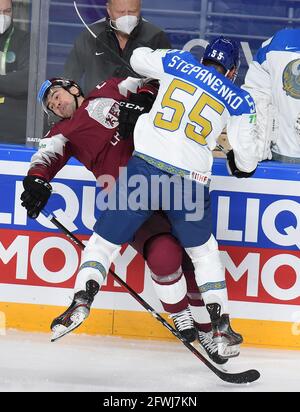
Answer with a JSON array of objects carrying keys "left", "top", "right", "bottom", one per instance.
[
  {"left": 21, "top": 175, "right": 52, "bottom": 219},
  {"left": 226, "top": 150, "right": 256, "bottom": 178},
  {"left": 118, "top": 92, "right": 156, "bottom": 139}
]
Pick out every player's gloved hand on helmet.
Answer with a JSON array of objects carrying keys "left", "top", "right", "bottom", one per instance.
[
  {"left": 226, "top": 150, "right": 256, "bottom": 178},
  {"left": 118, "top": 92, "right": 156, "bottom": 139},
  {"left": 21, "top": 175, "right": 52, "bottom": 219}
]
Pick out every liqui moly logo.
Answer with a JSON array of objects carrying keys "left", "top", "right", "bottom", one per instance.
[
  {"left": 211, "top": 176, "right": 300, "bottom": 305},
  {"left": 0, "top": 163, "right": 299, "bottom": 307}
]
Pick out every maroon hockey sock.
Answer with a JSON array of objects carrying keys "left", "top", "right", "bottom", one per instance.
[
  {"left": 183, "top": 262, "right": 212, "bottom": 332},
  {"left": 145, "top": 233, "right": 182, "bottom": 276}
]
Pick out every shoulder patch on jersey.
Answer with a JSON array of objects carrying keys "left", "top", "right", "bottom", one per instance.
[
  {"left": 85, "top": 98, "right": 120, "bottom": 129},
  {"left": 282, "top": 58, "right": 300, "bottom": 99}
]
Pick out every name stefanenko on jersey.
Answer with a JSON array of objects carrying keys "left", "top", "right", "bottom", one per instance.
[
  {"left": 164, "top": 50, "right": 255, "bottom": 113},
  {"left": 131, "top": 47, "right": 258, "bottom": 177}
]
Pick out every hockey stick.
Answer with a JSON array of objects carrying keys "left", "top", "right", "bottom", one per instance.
[
  {"left": 42, "top": 208, "right": 260, "bottom": 385},
  {"left": 73, "top": 1, "right": 142, "bottom": 78},
  {"left": 216, "top": 143, "right": 229, "bottom": 155}
]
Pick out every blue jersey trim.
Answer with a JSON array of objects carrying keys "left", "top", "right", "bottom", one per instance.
[
  {"left": 254, "top": 28, "right": 300, "bottom": 64},
  {"left": 161, "top": 50, "right": 254, "bottom": 116}
]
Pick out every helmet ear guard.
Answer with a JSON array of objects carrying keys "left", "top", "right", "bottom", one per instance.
[{"left": 203, "top": 36, "right": 240, "bottom": 82}]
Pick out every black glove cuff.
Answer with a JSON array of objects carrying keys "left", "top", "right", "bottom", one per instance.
[
  {"left": 226, "top": 150, "right": 256, "bottom": 178},
  {"left": 118, "top": 91, "right": 156, "bottom": 139},
  {"left": 23, "top": 175, "right": 52, "bottom": 192}
]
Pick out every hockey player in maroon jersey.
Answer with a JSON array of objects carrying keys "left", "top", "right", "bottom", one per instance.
[{"left": 20, "top": 76, "right": 227, "bottom": 364}]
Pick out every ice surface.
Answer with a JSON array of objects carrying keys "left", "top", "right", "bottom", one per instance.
[{"left": 0, "top": 330, "right": 299, "bottom": 392}]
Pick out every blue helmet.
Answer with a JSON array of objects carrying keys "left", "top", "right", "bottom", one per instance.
[{"left": 203, "top": 36, "right": 240, "bottom": 74}]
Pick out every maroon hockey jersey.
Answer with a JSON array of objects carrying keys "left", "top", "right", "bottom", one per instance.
[{"left": 28, "top": 77, "right": 154, "bottom": 182}]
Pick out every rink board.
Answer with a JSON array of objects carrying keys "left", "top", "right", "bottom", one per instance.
[{"left": 0, "top": 146, "right": 300, "bottom": 349}]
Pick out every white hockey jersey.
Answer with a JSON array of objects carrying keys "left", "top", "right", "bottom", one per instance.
[
  {"left": 130, "top": 47, "right": 259, "bottom": 176},
  {"left": 243, "top": 28, "right": 300, "bottom": 160}
]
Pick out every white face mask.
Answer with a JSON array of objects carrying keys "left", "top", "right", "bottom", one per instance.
[
  {"left": 112, "top": 15, "right": 138, "bottom": 35},
  {"left": 0, "top": 14, "right": 11, "bottom": 34}
]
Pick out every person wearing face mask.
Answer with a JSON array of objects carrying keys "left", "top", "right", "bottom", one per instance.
[
  {"left": 0, "top": 0, "right": 30, "bottom": 144},
  {"left": 63, "top": 0, "right": 171, "bottom": 95}
]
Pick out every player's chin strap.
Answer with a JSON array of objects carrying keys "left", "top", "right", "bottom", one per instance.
[
  {"left": 41, "top": 207, "right": 260, "bottom": 385},
  {"left": 68, "top": 88, "right": 81, "bottom": 111},
  {"left": 60, "top": 82, "right": 82, "bottom": 113},
  {"left": 48, "top": 87, "right": 81, "bottom": 121}
]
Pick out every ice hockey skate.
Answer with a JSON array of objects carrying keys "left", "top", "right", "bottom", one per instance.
[
  {"left": 198, "top": 331, "right": 229, "bottom": 365},
  {"left": 206, "top": 303, "right": 243, "bottom": 359},
  {"left": 169, "top": 307, "right": 197, "bottom": 343},
  {"left": 51, "top": 280, "right": 99, "bottom": 342}
]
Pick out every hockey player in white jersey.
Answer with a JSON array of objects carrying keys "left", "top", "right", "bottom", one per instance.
[
  {"left": 243, "top": 28, "right": 300, "bottom": 162},
  {"left": 51, "top": 37, "right": 260, "bottom": 360}
]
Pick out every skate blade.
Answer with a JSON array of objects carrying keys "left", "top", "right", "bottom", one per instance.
[
  {"left": 217, "top": 343, "right": 240, "bottom": 359},
  {"left": 51, "top": 313, "right": 86, "bottom": 342},
  {"left": 191, "top": 340, "right": 228, "bottom": 371}
]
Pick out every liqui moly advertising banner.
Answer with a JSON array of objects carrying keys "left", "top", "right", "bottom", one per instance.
[
  {"left": 0, "top": 147, "right": 150, "bottom": 312},
  {"left": 0, "top": 147, "right": 299, "bottom": 323},
  {"left": 211, "top": 161, "right": 300, "bottom": 324}
]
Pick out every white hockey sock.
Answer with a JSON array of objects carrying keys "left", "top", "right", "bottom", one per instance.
[
  {"left": 74, "top": 232, "right": 121, "bottom": 293},
  {"left": 150, "top": 268, "right": 187, "bottom": 305},
  {"left": 185, "top": 235, "right": 229, "bottom": 314}
]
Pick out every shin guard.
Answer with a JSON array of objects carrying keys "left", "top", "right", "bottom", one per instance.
[
  {"left": 185, "top": 235, "right": 229, "bottom": 314},
  {"left": 74, "top": 232, "right": 121, "bottom": 293}
]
